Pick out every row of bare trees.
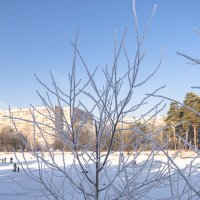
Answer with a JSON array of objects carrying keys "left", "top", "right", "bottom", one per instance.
[{"left": 0, "top": 120, "right": 164, "bottom": 152}]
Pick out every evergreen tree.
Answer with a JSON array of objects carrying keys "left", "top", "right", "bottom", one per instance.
[
  {"left": 165, "top": 93, "right": 200, "bottom": 149},
  {"left": 183, "top": 92, "right": 200, "bottom": 148},
  {"left": 165, "top": 102, "right": 181, "bottom": 150}
]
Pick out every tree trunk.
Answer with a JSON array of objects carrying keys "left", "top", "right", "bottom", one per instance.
[
  {"left": 194, "top": 125, "right": 197, "bottom": 149},
  {"left": 95, "top": 122, "right": 99, "bottom": 200},
  {"left": 186, "top": 129, "right": 189, "bottom": 150},
  {"left": 173, "top": 127, "right": 176, "bottom": 151}
]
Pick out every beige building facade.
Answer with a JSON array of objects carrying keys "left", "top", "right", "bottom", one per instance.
[{"left": 0, "top": 106, "right": 71, "bottom": 148}]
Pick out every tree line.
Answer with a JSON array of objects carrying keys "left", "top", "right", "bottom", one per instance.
[
  {"left": 2, "top": 91, "right": 200, "bottom": 152},
  {"left": 165, "top": 92, "right": 200, "bottom": 150}
]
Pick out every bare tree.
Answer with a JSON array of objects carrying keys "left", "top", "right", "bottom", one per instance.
[
  {"left": 0, "top": 126, "right": 27, "bottom": 151},
  {"left": 177, "top": 28, "right": 200, "bottom": 66},
  {"left": 7, "top": 1, "right": 200, "bottom": 200}
]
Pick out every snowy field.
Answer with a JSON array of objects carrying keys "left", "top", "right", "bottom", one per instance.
[{"left": 1, "top": 151, "right": 200, "bottom": 200}]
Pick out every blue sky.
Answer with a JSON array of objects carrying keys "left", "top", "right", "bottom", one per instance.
[{"left": 0, "top": 0, "right": 200, "bottom": 117}]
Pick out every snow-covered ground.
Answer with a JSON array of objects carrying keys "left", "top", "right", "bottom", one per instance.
[{"left": 0, "top": 151, "right": 200, "bottom": 200}]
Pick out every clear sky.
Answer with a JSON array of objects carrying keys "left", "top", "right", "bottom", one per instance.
[{"left": 0, "top": 0, "right": 200, "bottom": 117}]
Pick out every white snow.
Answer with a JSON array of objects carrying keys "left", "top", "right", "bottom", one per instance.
[{"left": 0, "top": 151, "right": 200, "bottom": 200}]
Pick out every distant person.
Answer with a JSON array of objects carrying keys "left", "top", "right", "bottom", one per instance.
[
  {"left": 10, "top": 157, "right": 13, "bottom": 164},
  {"left": 17, "top": 166, "right": 20, "bottom": 172},
  {"left": 120, "top": 153, "right": 125, "bottom": 164},
  {"left": 4, "top": 157, "right": 6, "bottom": 163}
]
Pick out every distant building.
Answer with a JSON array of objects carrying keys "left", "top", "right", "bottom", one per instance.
[{"left": 0, "top": 106, "right": 88, "bottom": 148}]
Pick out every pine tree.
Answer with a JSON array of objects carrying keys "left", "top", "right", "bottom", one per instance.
[
  {"left": 183, "top": 92, "right": 200, "bottom": 149},
  {"left": 165, "top": 102, "right": 181, "bottom": 150}
]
